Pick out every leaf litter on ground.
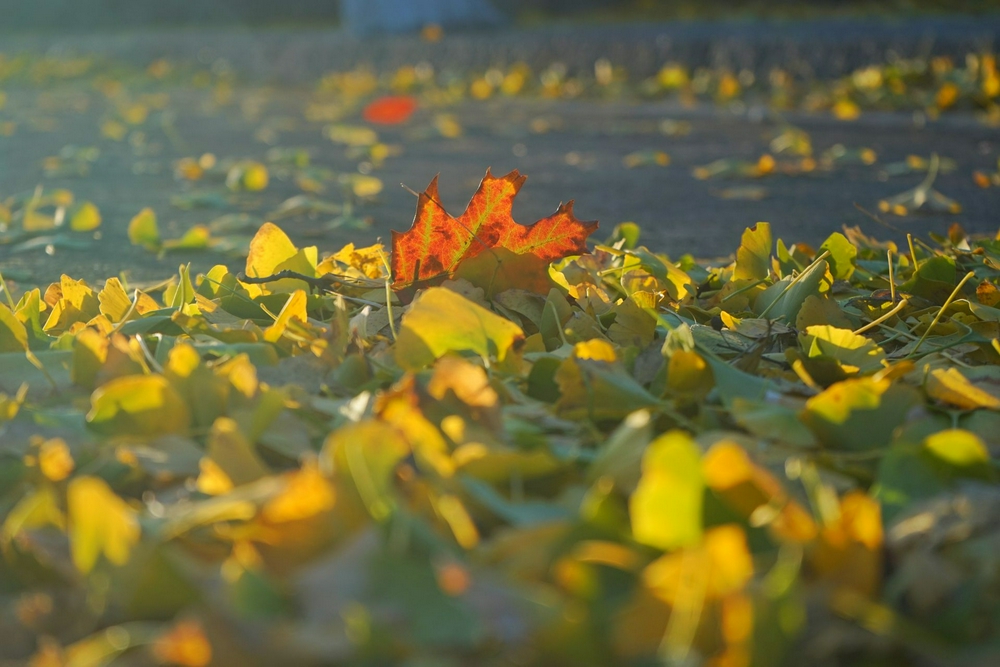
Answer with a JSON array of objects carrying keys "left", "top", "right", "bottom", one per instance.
[{"left": 0, "top": 166, "right": 999, "bottom": 667}]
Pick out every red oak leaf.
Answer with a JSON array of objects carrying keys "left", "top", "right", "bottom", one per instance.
[
  {"left": 391, "top": 170, "right": 598, "bottom": 295},
  {"left": 362, "top": 96, "right": 418, "bottom": 125}
]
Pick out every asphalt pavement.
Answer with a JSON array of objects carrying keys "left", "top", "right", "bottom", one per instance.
[{"left": 0, "top": 22, "right": 998, "bottom": 287}]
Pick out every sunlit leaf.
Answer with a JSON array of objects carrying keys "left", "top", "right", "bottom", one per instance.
[
  {"left": 128, "top": 207, "right": 160, "bottom": 251},
  {"left": 631, "top": 431, "right": 703, "bottom": 550},
  {"left": 152, "top": 621, "right": 213, "bottom": 667},
  {"left": 0, "top": 303, "right": 29, "bottom": 352},
  {"left": 803, "top": 376, "right": 920, "bottom": 449},
  {"left": 734, "top": 222, "right": 772, "bottom": 282},
  {"left": 244, "top": 222, "right": 318, "bottom": 293},
  {"left": 87, "top": 374, "right": 192, "bottom": 437},
  {"left": 925, "top": 367, "right": 1000, "bottom": 410},
  {"left": 800, "top": 325, "right": 886, "bottom": 374},
  {"left": 391, "top": 170, "right": 598, "bottom": 294},
  {"left": 68, "top": 476, "right": 140, "bottom": 573},
  {"left": 395, "top": 287, "right": 524, "bottom": 370},
  {"left": 70, "top": 201, "right": 101, "bottom": 232}
]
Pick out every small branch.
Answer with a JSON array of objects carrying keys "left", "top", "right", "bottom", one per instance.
[{"left": 237, "top": 270, "right": 344, "bottom": 293}]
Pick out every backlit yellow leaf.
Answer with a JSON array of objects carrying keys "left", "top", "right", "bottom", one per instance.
[
  {"left": 70, "top": 201, "right": 101, "bottom": 232},
  {"left": 87, "top": 374, "right": 192, "bottom": 437},
  {"left": 206, "top": 417, "right": 269, "bottom": 487},
  {"left": 643, "top": 524, "right": 753, "bottom": 603},
  {"left": 128, "top": 207, "right": 160, "bottom": 251},
  {"left": 244, "top": 223, "right": 318, "bottom": 294},
  {"left": 261, "top": 462, "right": 336, "bottom": 523},
  {"left": 631, "top": 431, "right": 703, "bottom": 550},
  {"left": 38, "top": 438, "right": 74, "bottom": 481},
  {"left": 263, "top": 289, "right": 309, "bottom": 343},
  {"left": 394, "top": 287, "right": 525, "bottom": 370},
  {"left": 68, "top": 476, "right": 140, "bottom": 573},
  {"left": 924, "top": 428, "right": 990, "bottom": 468},
  {"left": 925, "top": 368, "right": 1000, "bottom": 410}
]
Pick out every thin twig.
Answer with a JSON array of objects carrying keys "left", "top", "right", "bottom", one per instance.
[{"left": 237, "top": 270, "right": 345, "bottom": 293}]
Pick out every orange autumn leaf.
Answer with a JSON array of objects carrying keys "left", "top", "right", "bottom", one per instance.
[
  {"left": 153, "top": 620, "right": 212, "bottom": 667},
  {"left": 363, "top": 95, "right": 418, "bottom": 125},
  {"left": 391, "top": 169, "right": 597, "bottom": 294}
]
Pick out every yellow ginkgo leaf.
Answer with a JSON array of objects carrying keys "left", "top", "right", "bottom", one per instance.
[
  {"left": 68, "top": 476, "right": 140, "bottom": 573},
  {"left": 1, "top": 485, "right": 65, "bottom": 544},
  {"left": 342, "top": 174, "right": 384, "bottom": 198},
  {"left": 630, "top": 430, "right": 703, "bottom": 551},
  {"left": 205, "top": 417, "right": 269, "bottom": 488},
  {"left": 260, "top": 462, "right": 336, "bottom": 524},
  {"left": 324, "top": 124, "right": 379, "bottom": 146},
  {"left": 196, "top": 457, "right": 234, "bottom": 496},
  {"left": 38, "top": 438, "right": 74, "bottom": 481},
  {"left": 263, "top": 289, "right": 309, "bottom": 343},
  {"left": 0, "top": 303, "right": 29, "bottom": 353},
  {"left": 152, "top": 621, "right": 213, "bottom": 667},
  {"left": 128, "top": 207, "right": 160, "bottom": 251},
  {"left": 643, "top": 524, "right": 754, "bottom": 603},
  {"left": 925, "top": 368, "right": 1000, "bottom": 410},
  {"left": 87, "top": 374, "right": 192, "bottom": 437},
  {"left": 924, "top": 428, "right": 990, "bottom": 468},
  {"left": 97, "top": 277, "right": 133, "bottom": 323},
  {"left": 394, "top": 287, "right": 525, "bottom": 370},
  {"left": 70, "top": 201, "right": 101, "bottom": 232},
  {"left": 227, "top": 161, "right": 269, "bottom": 192},
  {"left": 243, "top": 222, "right": 318, "bottom": 294}
]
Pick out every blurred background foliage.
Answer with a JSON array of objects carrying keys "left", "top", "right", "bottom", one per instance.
[{"left": 1, "top": 0, "right": 997, "bottom": 33}]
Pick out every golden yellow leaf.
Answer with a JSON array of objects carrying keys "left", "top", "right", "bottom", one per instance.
[
  {"left": 427, "top": 356, "right": 498, "bottom": 409},
  {"left": 643, "top": 524, "right": 753, "bottom": 603},
  {"left": 810, "top": 491, "right": 882, "bottom": 596},
  {"left": 394, "top": 287, "right": 525, "bottom": 370},
  {"left": 261, "top": 462, "right": 336, "bottom": 524},
  {"left": 244, "top": 223, "right": 318, "bottom": 294},
  {"left": 68, "top": 476, "right": 140, "bottom": 573},
  {"left": 206, "top": 417, "right": 269, "bottom": 487},
  {"left": 263, "top": 289, "right": 309, "bottom": 343},
  {"left": 128, "top": 207, "right": 160, "bottom": 251},
  {"left": 70, "top": 202, "right": 101, "bottom": 232},
  {"left": 924, "top": 428, "right": 990, "bottom": 468},
  {"left": 925, "top": 368, "right": 1000, "bottom": 410},
  {"left": 87, "top": 374, "right": 192, "bottom": 437},
  {"left": 196, "top": 458, "right": 234, "bottom": 496},
  {"left": 573, "top": 339, "right": 618, "bottom": 362},
  {"left": 631, "top": 431, "right": 703, "bottom": 550},
  {"left": 97, "top": 277, "right": 133, "bottom": 323},
  {"left": 38, "top": 438, "right": 74, "bottom": 482},
  {"left": 1, "top": 486, "right": 65, "bottom": 543}
]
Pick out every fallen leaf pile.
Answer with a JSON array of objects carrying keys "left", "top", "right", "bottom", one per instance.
[{"left": 0, "top": 171, "right": 999, "bottom": 666}]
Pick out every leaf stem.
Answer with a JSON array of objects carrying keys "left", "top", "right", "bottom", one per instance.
[
  {"left": 376, "top": 246, "right": 398, "bottom": 341},
  {"left": 854, "top": 298, "right": 908, "bottom": 335},
  {"left": 758, "top": 250, "right": 830, "bottom": 320},
  {"left": 905, "top": 271, "right": 975, "bottom": 358},
  {"left": 887, "top": 249, "right": 897, "bottom": 304},
  {"left": 720, "top": 278, "right": 767, "bottom": 302},
  {"left": 0, "top": 270, "right": 16, "bottom": 311}
]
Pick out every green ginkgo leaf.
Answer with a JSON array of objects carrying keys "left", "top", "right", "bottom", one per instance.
[{"left": 395, "top": 287, "right": 524, "bottom": 370}]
